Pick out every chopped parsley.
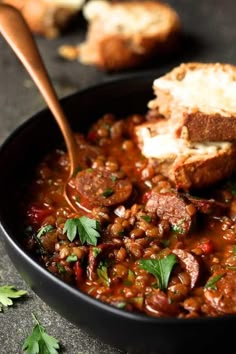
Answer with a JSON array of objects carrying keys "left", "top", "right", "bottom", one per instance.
[
  {"left": 92, "top": 247, "right": 101, "bottom": 257},
  {"left": 36, "top": 224, "right": 54, "bottom": 239},
  {"left": 56, "top": 263, "right": 66, "bottom": 274},
  {"left": 97, "top": 261, "right": 109, "bottom": 287},
  {"left": 110, "top": 175, "right": 117, "bottom": 182},
  {"left": 139, "top": 254, "right": 177, "bottom": 290},
  {"left": 233, "top": 244, "right": 236, "bottom": 256},
  {"left": 171, "top": 219, "right": 186, "bottom": 235},
  {"left": 102, "top": 188, "right": 114, "bottom": 198},
  {"left": 227, "top": 179, "right": 236, "bottom": 196},
  {"left": 115, "top": 301, "right": 127, "bottom": 309},
  {"left": 63, "top": 216, "right": 101, "bottom": 245},
  {"left": 204, "top": 274, "right": 225, "bottom": 290},
  {"left": 72, "top": 165, "right": 82, "bottom": 177},
  {"left": 66, "top": 255, "right": 78, "bottom": 263},
  {"left": 140, "top": 215, "right": 152, "bottom": 223}
]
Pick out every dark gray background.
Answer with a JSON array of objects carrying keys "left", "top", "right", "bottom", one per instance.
[{"left": 0, "top": 1, "right": 236, "bottom": 353}]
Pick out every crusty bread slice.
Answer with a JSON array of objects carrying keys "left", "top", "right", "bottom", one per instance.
[
  {"left": 135, "top": 120, "right": 236, "bottom": 190},
  {"left": 2, "top": 0, "right": 85, "bottom": 38},
  {"left": 148, "top": 62, "right": 236, "bottom": 141},
  {"left": 59, "top": 0, "right": 181, "bottom": 70}
]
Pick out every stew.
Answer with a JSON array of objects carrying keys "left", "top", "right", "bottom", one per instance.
[{"left": 22, "top": 113, "right": 236, "bottom": 318}]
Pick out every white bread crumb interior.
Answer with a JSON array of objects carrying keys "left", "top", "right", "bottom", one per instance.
[
  {"left": 83, "top": 0, "right": 179, "bottom": 36},
  {"left": 137, "top": 125, "right": 232, "bottom": 159},
  {"left": 152, "top": 63, "right": 236, "bottom": 116}
]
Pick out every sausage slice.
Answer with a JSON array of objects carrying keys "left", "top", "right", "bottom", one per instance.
[
  {"left": 172, "top": 249, "right": 200, "bottom": 288},
  {"left": 204, "top": 270, "right": 236, "bottom": 315},
  {"left": 145, "top": 289, "right": 180, "bottom": 317},
  {"left": 75, "top": 168, "right": 133, "bottom": 207},
  {"left": 145, "top": 192, "right": 196, "bottom": 235}
]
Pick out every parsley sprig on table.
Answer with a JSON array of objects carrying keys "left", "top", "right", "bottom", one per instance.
[
  {"left": 139, "top": 254, "right": 177, "bottom": 290},
  {"left": 0, "top": 285, "right": 27, "bottom": 311},
  {"left": 22, "top": 313, "right": 60, "bottom": 354},
  {"left": 63, "top": 216, "right": 101, "bottom": 245}
]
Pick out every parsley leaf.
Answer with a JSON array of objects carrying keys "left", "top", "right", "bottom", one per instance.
[
  {"left": 22, "top": 314, "right": 60, "bottom": 354},
  {"left": 233, "top": 244, "right": 236, "bottom": 256},
  {"left": 227, "top": 179, "right": 236, "bottom": 196},
  {"left": 102, "top": 188, "right": 114, "bottom": 198},
  {"left": 140, "top": 215, "right": 152, "bottom": 223},
  {"left": 63, "top": 216, "right": 101, "bottom": 245},
  {"left": 139, "top": 254, "right": 177, "bottom": 290},
  {"left": 36, "top": 225, "right": 54, "bottom": 239},
  {"left": 204, "top": 274, "right": 225, "bottom": 290},
  {"left": 0, "top": 285, "right": 27, "bottom": 311},
  {"left": 72, "top": 165, "right": 82, "bottom": 177},
  {"left": 66, "top": 255, "right": 78, "bottom": 263},
  {"left": 97, "top": 261, "right": 110, "bottom": 287}
]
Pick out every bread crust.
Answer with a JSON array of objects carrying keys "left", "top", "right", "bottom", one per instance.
[
  {"left": 172, "top": 144, "right": 236, "bottom": 190},
  {"left": 149, "top": 62, "right": 236, "bottom": 141},
  {"left": 2, "top": 0, "right": 84, "bottom": 38},
  {"left": 77, "top": 0, "right": 181, "bottom": 71},
  {"left": 178, "top": 111, "right": 236, "bottom": 141}
]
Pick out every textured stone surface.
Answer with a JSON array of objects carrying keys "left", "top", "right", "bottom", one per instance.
[{"left": 1, "top": 1, "right": 236, "bottom": 353}]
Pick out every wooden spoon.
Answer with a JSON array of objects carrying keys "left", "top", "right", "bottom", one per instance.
[{"left": 0, "top": 4, "right": 82, "bottom": 212}]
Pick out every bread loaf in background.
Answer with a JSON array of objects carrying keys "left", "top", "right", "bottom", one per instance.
[
  {"left": 59, "top": 0, "right": 181, "bottom": 71},
  {"left": 2, "top": 0, "right": 85, "bottom": 38}
]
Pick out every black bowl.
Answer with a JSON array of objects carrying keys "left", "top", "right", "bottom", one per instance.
[{"left": 0, "top": 74, "right": 235, "bottom": 354}]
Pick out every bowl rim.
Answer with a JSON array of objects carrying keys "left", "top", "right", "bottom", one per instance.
[{"left": 0, "top": 73, "right": 235, "bottom": 325}]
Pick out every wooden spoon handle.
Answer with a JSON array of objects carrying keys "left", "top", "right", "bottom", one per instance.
[{"left": 0, "top": 4, "right": 79, "bottom": 175}]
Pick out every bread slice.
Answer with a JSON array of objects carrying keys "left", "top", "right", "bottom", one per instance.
[
  {"left": 135, "top": 120, "right": 236, "bottom": 190},
  {"left": 2, "top": 0, "right": 85, "bottom": 38},
  {"left": 148, "top": 62, "right": 236, "bottom": 141},
  {"left": 59, "top": 0, "right": 181, "bottom": 70}
]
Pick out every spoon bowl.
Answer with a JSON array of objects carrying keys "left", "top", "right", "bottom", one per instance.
[{"left": 0, "top": 4, "right": 80, "bottom": 212}]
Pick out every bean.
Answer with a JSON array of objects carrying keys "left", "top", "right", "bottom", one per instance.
[
  {"left": 130, "top": 228, "right": 145, "bottom": 239},
  {"left": 116, "top": 247, "right": 127, "bottom": 262}
]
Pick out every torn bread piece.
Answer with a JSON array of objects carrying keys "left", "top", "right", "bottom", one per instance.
[
  {"left": 59, "top": 0, "right": 181, "bottom": 70},
  {"left": 2, "top": 0, "right": 85, "bottom": 38},
  {"left": 148, "top": 62, "right": 236, "bottom": 141},
  {"left": 135, "top": 120, "right": 236, "bottom": 190}
]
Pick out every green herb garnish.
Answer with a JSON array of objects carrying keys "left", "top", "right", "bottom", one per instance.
[
  {"left": 227, "top": 179, "right": 236, "bottom": 196},
  {"left": 97, "top": 262, "right": 109, "bottom": 287},
  {"left": 36, "top": 225, "right": 54, "bottom": 239},
  {"left": 140, "top": 215, "right": 152, "bottom": 223},
  {"left": 160, "top": 239, "right": 170, "bottom": 247},
  {"left": 139, "top": 254, "right": 177, "bottom": 290},
  {"left": 171, "top": 220, "right": 185, "bottom": 234},
  {"left": 115, "top": 301, "right": 127, "bottom": 309},
  {"left": 72, "top": 165, "right": 82, "bottom": 177},
  {"left": 63, "top": 216, "right": 101, "bottom": 245},
  {"left": 56, "top": 263, "right": 66, "bottom": 274},
  {"left": 66, "top": 255, "right": 78, "bottom": 263},
  {"left": 102, "top": 188, "right": 114, "bottom": 198},
  {"left": 204, "top": 274, "right": 225, "bottom": 290},
  {"left": 22, "top": 313, "right": 60, "bottom": 354},
  {"left": 233, "top": 244, "right": 236, "bottom": 256},
  {"left": 0, "top": 285, "right": 27, "bottom": 311},
  {"left": 110, "top": 175, "right": 117, "bottom": 182},
  {"left": 92, "top": 247, "right": 101, "bottom": 257}
]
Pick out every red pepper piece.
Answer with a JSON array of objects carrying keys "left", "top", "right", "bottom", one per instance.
[
  {"left": 27, "top": 205, "right": 51, "bottom": 225},
  {"left": 200, "top": 240, "right": 214, "bottom": 254},
  {"left": 74, "top": 261, "right": 83, "bottom": 283}
]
